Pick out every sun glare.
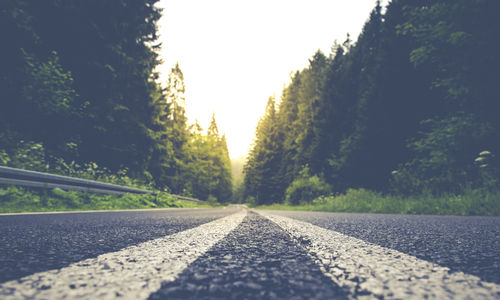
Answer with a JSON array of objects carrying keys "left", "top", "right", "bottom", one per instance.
[{"left": 156, "top": 0, "right": 383, "bottom": 159}]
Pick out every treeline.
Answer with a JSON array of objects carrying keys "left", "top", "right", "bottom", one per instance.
[
  {"left": 0, "top": 0, "right": 232, "bottom": 202},
  {"left": 244, "top": 0, "right": 500, "bottom": 205}
]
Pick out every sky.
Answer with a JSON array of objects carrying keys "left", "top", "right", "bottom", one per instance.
[{"left": 156, "top": 0, "right": 383, "bottom": 159}]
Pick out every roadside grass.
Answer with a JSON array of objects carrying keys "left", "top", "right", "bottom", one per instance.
[
  {"left": 0, "top": 186, "right": 213, "bottom": 213},
  {"left": 255, "top": 188, "right": 500, "bottom": 216}
]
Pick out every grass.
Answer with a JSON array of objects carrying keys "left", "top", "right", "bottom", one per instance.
[
  {"left": 0, "top": 186, "right": 213, "bottom": 213},
  {"left": 255, "top": 188, "right": 500, "bottom": 216}
]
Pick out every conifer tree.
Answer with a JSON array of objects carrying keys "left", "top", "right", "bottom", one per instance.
[
  {"left": 244, "top": 97, "right": 283, "bottom": 204},
  {"left": 245, "top": 0, "right": 500, "bottom": 201},
  {"left": 205, "top": 114, "right": 232, "bottom": 202},
  {"left": 163, "top": 63, "right": 190, "bottom": 193}
]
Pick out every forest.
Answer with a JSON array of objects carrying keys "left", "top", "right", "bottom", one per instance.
[
  {"left": 2, "top": 0, "right": 500, "bottom": 212},
  {"left": 243, "top": 0, "right": 500, "bottom": 208},
  {"left": 0, "top": 0, "right": 232, "bottom": 203}
]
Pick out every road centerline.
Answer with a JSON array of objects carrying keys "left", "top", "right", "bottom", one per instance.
[
  {"left": 258, "top": 210, "right": 500, "bottom": 299},
  {"left": 149, "top": 211, "right": 347, "bottom": 299},
  {"left": 0, "top": 209, "right": 247, "bottom": 299}
]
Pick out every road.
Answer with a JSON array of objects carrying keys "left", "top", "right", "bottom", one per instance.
[{"left": 0, "top": 206, "right": 499, "bottom": 299}]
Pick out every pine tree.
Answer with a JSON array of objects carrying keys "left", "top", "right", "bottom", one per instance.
[
  {"left": 163, "top": 63, "right": 190, "bottom": 193},
  {"left": 244, "top": 97, "right": 283, "bottom": 204},
  {"left": 147, "top": 81, "right": 173, "bottom": 190},
  {"left": 206, "top": 114, "right": 232, "bottom": 202},
  {"left": 0, "top": 0, "right": 164, "bottom": 175}
]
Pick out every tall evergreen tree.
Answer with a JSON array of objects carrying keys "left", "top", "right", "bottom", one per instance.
[
  {"left": 245, "top": 0, "right": 500, "bottom": 202},
  {"left": 244, "top": 97, "right": 283, "bottom": 204},
  {"left": 206, "top": 114, "right": 232, "bottom": 202},
  {"left": 30, "top": 0, "right": 161, "bottom": 174},
  {"left": 163, "top": 63, "right": 189, "bottom": 193}
]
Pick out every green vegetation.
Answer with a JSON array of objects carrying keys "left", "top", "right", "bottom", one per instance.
[
  {"left": 244, "top": 0, "right": 500, "bottom": 215},
  {"left": 0, "top": 143, "right": 214, "bottom": 213},
  {"left": 285, "top": 166, "right": 331, "bottom": 206},
  {"left": 0, "top": 186, "right": 210, "bottom": 213},
  {"left": 2, "top": 0, "right": 499, "bottom": 214},
  {"left": 0, "top": 0, "right": 232, "bottom": 209},
  {"left": 256, "top": 188, "right": 500, "bottom": 216}
]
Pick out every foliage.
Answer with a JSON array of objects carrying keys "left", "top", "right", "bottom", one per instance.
[
  {"left": 0, "top": 186, "right": 210, "bottom": 213},
  {"left": 0, "top": 0, "right": 163, "bottom": 174},
  {"left": 391, "top": 114, "right": 498, "bottom": 195},
  {"left": 4, "top": 141, "right": 48, "bottom": 172},
  {"left": 244, "top": 0, "right": 500, "bottom": 212},
  {"left": 177, "top": 116, "right": 233, "bottom": 203},
  {"left": 285, "top": 166, "right": 331, "bottom": 205},
  {"left": 243, "top": 97, "right": 283, "bottom": 205},
  {"left": 0, "top": 143, "right": 216, "bottom": 213},
  {"left": 0, "top": 142, "right": 149, "bottom": 189},
  {"left": 256, "top": 188, "right": 500, "bottom": 216},
  {"left": 0, "top": 1, "right": 233, "bottom": 209},
  {"left": 22, "top": 50, "right": 76, "bottom": 116},
  {"left": 144, "top": 64, "right": 232, "bottom": 203}
]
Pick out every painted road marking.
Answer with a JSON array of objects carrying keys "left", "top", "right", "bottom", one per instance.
[
  {"left": 259, "top": 211, "right": 500, "bottom": 299},
  {"left": 0, "top": 209, "right": 247, "bottom": 299}
]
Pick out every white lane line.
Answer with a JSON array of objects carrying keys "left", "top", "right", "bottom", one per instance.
[
  {"left": 258, "top": 211, "right": 500, "bottom": 299},
  {"left": 0, "top": 209, "right": 247, "bottom": 299}
]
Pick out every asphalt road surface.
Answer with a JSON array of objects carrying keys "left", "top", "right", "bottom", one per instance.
[{"left": 0, "top": 206, "right": 499, "bottom": 299}]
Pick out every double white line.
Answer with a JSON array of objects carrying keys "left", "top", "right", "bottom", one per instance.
[
  {"left": 1, "top": 209, "right": 499, "bottom": 299},
  {"left": 0, "top": 210, "right": 247, "bottom": 299}
]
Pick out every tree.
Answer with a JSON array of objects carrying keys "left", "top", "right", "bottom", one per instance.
[
  {"left": 244, "top": 97, "right": 283, "bottom": 204},
  {"left": 147, "top": 81, "right": 173, "bottom": 190},
  {"left": 1, "top": 0, "right": 238, "bottom": 200},
  {"left": 26, "top": 0, "right": 162, "bottom": 174},
  {"left": 245, "top": 0, "right": 500, "bottom": 202},
  {"left": 0, "top": 1, "right": 79, "bottom": 163},
  {"left": 162, "top": 63, "right": 189, "bottom": 193},
  {"left": 205, "top": 114, "right": 232, "bottom": 202},
  {"left": 391, "top": 0, "right": 500, "bottom": 194}
]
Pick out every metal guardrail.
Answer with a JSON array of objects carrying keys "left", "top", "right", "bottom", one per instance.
[
  {"left": 0, "top": 166, "right": 153, "bottom": 195},
  {"left": 0, "top": 166, "right": 208, "bottom": 204},
  {"left": 174, "top": 194, "right": 208, "bottom": 204}
]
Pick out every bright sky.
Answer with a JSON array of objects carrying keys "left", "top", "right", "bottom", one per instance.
[{"left": 156, "top": 0, "right": 382, "bottom": 159}]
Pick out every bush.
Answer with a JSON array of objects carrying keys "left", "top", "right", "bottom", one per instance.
[
  {"left": 313, "top": 188, "right": 402, "bottom": 213},
  {"left": 0, "top": 185, "right": 208, "bottom": 213},
  {"left": 390, "top": 114, "right": 499, "bottom": 195},
  {"left": 4, "top": 141, "right": 48, "bottom": 172},
  {"left": 1, "top": 141, "right": 151, "bottom": 190},
  {"left": 245, "top": 196, "right": 257, "bottom": 207},
  {"left": 207, "top": 195, "right": 218, "bottom": 205},
  {"left": 257, "top": 188, "right": 500, "bottom": 216},
  {"left": 285, "top": 166, "right": 331, "bottom": 205}
]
